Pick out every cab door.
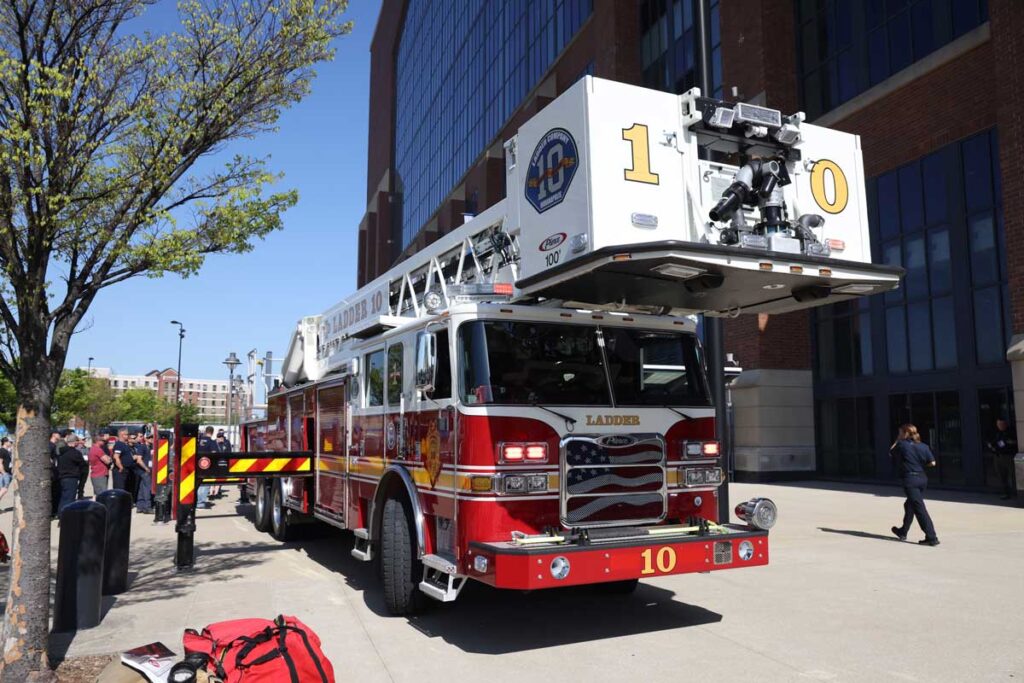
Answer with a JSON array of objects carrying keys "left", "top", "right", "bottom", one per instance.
[
  {"left": 315, "top": 383, "right": 347, "bottom": 520},
  {"left": 384, "top": 341, "right": 406, "bottom": 462}
]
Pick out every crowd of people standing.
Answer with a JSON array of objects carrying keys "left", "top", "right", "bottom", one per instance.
[
  {"left": 50, "top": 427, "right": 154, "bottom": 515},
  {"left": 0, "top": 423, "right": 238, "bottom": 516}
]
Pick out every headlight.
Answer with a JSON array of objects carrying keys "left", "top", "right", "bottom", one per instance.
[
  {"left": 681, "top": 467, "right": 723, "bottom": 487},
  {"left": 704, "top": 467, "right": 723, "bottom": 485},
  {"left": 734, "top": 497, "right": 778, "bottom": 530},
  {"left": 738, "top": 540, "right": 754, "bottom": 561},
  {"left": 502, "top": 475, "right": 527, "bottom": 494},
  {"left": 684, "top": 468, "right": 705, "bottom": 486}
]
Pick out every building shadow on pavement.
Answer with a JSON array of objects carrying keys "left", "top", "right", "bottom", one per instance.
[
  {"left": 773, "top": 479, "right": 1017, "bottom": 508},
  {"left": 299, "top": 528, "right": 723, "bottom": 654}
]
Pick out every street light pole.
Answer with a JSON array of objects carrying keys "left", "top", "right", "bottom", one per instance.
[
  {"left": 170, "top": 321, "right": 185, "bottom": 406},
  {"left": 87, "top": 356, "right": 93, "bottom": 376},
  {"left": 223, "top": 352, "right": 241, "bottom": 443}
]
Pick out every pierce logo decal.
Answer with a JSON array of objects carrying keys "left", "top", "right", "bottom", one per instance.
[{"left": 539, "top": 232, "right": 567, "bottom": 252}]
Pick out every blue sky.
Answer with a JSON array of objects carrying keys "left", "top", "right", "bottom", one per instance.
[{"left": 66, "top": 1, "right": 383, "bottom": 393}]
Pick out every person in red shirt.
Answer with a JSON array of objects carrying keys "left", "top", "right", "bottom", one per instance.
[{"left": 88, "top": 431, "right": 113, "bottom": 496}]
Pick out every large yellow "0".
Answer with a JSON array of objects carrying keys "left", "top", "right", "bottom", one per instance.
[
  {"left": 810, "top": 159, "right": 849, "bottom": 214},
  {"left": 641, "top": 547, "right": 678, "bottom": 575}
]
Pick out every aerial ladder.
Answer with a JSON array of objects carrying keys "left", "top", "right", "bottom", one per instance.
[{"left": 282, "top": 76, "right": 900, "bottom": 386}]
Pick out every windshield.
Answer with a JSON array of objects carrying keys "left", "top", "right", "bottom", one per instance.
[{"left": 458, "top": 321, "right": 710, "bottom": 407}]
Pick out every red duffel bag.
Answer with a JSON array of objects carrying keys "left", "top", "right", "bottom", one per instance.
[{"left": 183, "top": 615, "right": 334, "bottom": 683}]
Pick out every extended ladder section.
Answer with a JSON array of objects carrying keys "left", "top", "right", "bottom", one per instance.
[{"left": 280, "top": 76, "right": 902, "bottom": 388}]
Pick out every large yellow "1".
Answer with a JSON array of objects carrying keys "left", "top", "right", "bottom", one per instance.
[{"left": 622, "top": 123, "right": 660, "bottom": 185}]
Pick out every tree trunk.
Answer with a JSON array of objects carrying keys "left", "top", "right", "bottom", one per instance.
[{"left": 1, "top": 389, "right": 57, "bottom": 680}]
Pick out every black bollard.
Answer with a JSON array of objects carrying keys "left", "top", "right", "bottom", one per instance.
[
  {"left": 53, "top": 500, "right": 107, "bottom": 632},
  {"left": 97, "top": 488, "right": 133, "bottom": 595}
]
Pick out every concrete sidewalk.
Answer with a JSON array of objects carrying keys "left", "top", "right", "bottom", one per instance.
[{"left": 2, "top": 481, "right": 1021, "bottom": 682}]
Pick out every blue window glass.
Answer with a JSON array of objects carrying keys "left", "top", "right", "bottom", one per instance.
[
  {"left": 962, "top": 133, "right": 993, "bottom": 214},
  {"left": 394, "top": 0, "right": 592, "bottom": 251},
  {"left": 876, "top": 172, "right": 900, "bottom": 240},
  {"left": 797, "top": 0, "right": 986, "bottom": 117},
  {"left": 911, "top": 0, "right": 936, "bottom": 61},
  {"left": 640, "top": 0, "right": 723, "bottom": 98},
  {"left": 968, "top": 212, "right": 998, "bottom": 286},
  {"left": 888, "top": 11, "right": 913, "bottom": 74},
  {"left": 898, "top": 163, "right": 924, "bottom": 233},
  {"left": 886, "top": 307, "right": 908, "bottom": 373},
  {"left": 973, "top": 286, "right": 1004, "bottom": 365},
  {"left": 922, "top": 149, "right": 950, "bottom": 224},
  {"left": 932, "top": 296, "right": 957, "bottom": 369},
  {"left": 883, "top": 241, "right": 903, "bottom": 303},
  {"left": 928, "top": 228, "right": 951, "bottom": 295},
  {"left": 907, "top": 302, "right": 933, "bottom": 372},
  {"left": 903, "top": 235, "right": 928, "bottom": 300}
]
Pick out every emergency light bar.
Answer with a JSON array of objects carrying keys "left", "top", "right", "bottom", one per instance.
[{"left": 499, "top": 442, "right": 548, "bottom": 463}]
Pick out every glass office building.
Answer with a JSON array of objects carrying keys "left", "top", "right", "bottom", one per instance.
[
  {"left": 801, "top": 3, "right": 1013, "bottom": 489},
  {"left": 393, "top": 0, "right": 593, "bottom": 251}
]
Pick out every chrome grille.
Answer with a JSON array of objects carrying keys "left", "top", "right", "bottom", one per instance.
[{"left": 561, "top": 434, "right": 667, "bottom": 528}]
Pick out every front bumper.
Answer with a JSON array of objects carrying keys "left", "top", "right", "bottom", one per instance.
[{"left": 467, "top": 524, "right": 769, "bottom": 590}]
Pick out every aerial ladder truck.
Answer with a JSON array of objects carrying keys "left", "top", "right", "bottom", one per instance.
[{"left": 220, "top": 77, "right": 900, "bottom": 615}]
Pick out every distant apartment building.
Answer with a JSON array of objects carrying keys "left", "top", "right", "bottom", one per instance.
[{"left": 87, "top": 367, "right": 247, "bottom": 423}]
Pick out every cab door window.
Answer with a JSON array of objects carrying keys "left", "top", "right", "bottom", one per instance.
[
  {"left": 365, "top": 350, "right": 385, "bottom": 407},
  {"left": 387, "top": 343, "right": 404, "bottom": 406}
]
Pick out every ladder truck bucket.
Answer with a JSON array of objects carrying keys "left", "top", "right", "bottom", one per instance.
[{"left": 507, "top": 77, "right": 901, "bottom": 316}]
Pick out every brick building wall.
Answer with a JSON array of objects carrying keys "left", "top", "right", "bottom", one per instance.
[{"left": 991, "top": 0, "right": 1024, "bottom": 337}]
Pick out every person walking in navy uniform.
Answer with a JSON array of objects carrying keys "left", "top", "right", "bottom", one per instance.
[
  {"left": 986, "top": 418, "right": 1018, "bottom": 500},
  {"left": 890, "top": 423, "right": 940, "bottom": 546}
]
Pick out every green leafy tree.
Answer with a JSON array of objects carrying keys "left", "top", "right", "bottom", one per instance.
[
  {"left": 0, "top": 373, "right": 14, "bottom": 430},
  {"left": 51, "top": 368, "right": 92, "bottom": 428},
  {"left": 77, "top": 378, "right": 121, "bottom": 432},
  {"left": 176, "top": 400, "right": 202, "bottom": 424},
  {"left": 0, "top": 0, "right": 351, "bottom": 675}
]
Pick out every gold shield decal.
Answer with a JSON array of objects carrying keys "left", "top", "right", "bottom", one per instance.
[{"left": 425, "top": 421, "right": 442, "bottom": 488}]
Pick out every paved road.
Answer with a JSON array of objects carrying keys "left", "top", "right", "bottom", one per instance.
[{"left": 9, "top": 482, "right": 1022, "bottom": 681}]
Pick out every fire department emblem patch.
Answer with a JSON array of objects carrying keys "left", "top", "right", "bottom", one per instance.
[
  {"left": 525, "top": 127, "right": 578, "bottom": 214},
  {"left": 424, "top": 422, "right": 442, "bottom": 488}
]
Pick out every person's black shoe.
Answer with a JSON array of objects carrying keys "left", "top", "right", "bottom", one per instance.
[
  {"left": 918, "top": 538, "right": 940, "bottom": 546},
  {"left": 891, "top": 526, "right": 907, "bottom": 541}
]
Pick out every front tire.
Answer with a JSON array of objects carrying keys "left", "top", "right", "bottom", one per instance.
[
  {"left": 380, "top": 497, "right": 425, "bottom": 616},
  {"left": 254, "top": 480, "right": 271, "bottom": 532},
  {"left": 270, "top": 482, "right": 294, "bottom": 542}
]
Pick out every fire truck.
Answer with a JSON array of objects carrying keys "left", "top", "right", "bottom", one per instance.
[{"left": 236, "top": 77, "right": 900, "bottom": 615}]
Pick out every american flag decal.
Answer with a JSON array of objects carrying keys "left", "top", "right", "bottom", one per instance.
[{"left": 562, "top": 435, "right": 666, "bottom": 527}]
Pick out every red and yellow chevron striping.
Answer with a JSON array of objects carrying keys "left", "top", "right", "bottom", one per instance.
[
  {"left": 155, "top": 438, "right": 170, "bottom": 485},
  {"left": 228, "top": 456, "right": 311, "bottom": 474},
  {"left": 178, "top": 436, "right": 197, "bottom": 504}
]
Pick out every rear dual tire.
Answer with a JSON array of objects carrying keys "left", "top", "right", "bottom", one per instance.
[
  {"left": 254, "top": 480, "right": 272, "bottom": 532},
  {"left": 270, "top": 482, "right": 295, "bottom": 542}
]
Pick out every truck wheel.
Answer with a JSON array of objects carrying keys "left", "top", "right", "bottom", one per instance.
[
  {"left": 380, "top": 497, "right": 425, "bottom": 616},
  {"left": 593, "top": 579, "right": 640, "bottom": 595},
  {"left": 254, "top": 481, "right": 272, "bottom": 532},
  {"left": 270, "top": 482, "right": 294, "bottom": 542}
]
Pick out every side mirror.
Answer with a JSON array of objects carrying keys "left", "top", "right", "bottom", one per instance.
[{"left": 415, "top": 332, "right": 437, "bottom": 395}]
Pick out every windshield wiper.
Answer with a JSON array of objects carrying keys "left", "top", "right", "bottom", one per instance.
[
  {"left": 532, "top": 403, "right": 577, "bottom": 433},
  {"left": 663, "top": 406, "right": 693, "bottom": 420}
]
